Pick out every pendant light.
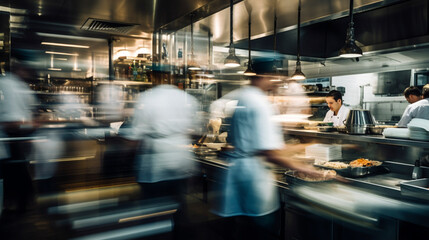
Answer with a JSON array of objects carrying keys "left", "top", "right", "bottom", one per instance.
[
  {"left": 188, "top": 13, "right": 201, "bottom": 71},
  {"left": 244, "top": 7, "right": 256, "bottom": 76},
  {"left": 291, "top": 0, "right": 306, "bottom": 80},
  {"left": 224, "top": 0, "right": 240, "bottom": 68},
  {"left": 339, "top": 0, "right": 363, "bottom": 58}
]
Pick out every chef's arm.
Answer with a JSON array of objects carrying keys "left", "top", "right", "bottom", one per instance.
[{"left": 259, "top": 149, "right": 316, "bottom": 173}]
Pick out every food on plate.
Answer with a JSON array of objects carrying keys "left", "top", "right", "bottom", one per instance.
[
  {"left": 321, "top": 161, "right": 349, "bottom": 169},
  {"left": 349, "top": 158, "right": 382, "bottom": 168},
  {"left": 294, "top": 169, "right": 336, "bottom": 182}
]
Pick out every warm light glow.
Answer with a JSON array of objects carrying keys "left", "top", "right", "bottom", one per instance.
[
  {"left": 47, "top": 67, "right": 62, "bottom": 71},
  {"left": 290, "top": 74, "right": 306, "bottom": 80},
  {"left": 136, "top": 47, "right": 151, "bottom": 55},
  {"left": 189, "top": 66, "right": 202, "bottom": 71},
  {"left": 41, "top": 42, "right": 90, "bottom": 48},
  {"left": 225, "top": 62, "right": 240, "bottom": 68},
  {"left": 46, "top": 51, "right": 78, "bottom": 56},
  {"left": 339, "top": 53, "right": 363, "bottom": 58},
  {"left": 116, "top": 49, "right": 130, "bottom": 59},
  {"left": 270, "top": 79, "right": 282, "bottom": 82}
]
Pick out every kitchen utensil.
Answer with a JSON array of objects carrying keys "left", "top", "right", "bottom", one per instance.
[{"left": 344, "top": 109, "right": 376, "bottom": 134}]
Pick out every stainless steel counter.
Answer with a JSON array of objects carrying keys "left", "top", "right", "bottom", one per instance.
[{"left": 195, "top": 156, "right": 429, "bottom": 230}]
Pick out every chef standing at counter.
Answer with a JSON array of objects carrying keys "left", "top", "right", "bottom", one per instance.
[
  {"left": 397, "top": 84, "right": 429, "bottom": 127},
  {"left": 323, "top": 90, "right": 350, "bottom": 127},
  {"left": 212, "top": 75, "right": 325, "bottom": 240}
]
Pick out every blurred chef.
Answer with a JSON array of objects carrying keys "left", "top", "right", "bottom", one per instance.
[
  {"left": 126, "top": 79, "right": 200, "bottom": 239},
  {"left": 397, "top": 84, "right": 429, "bottom": 127},
  {"left": 212, "top": 75, "right": 325, "bottom": 240},
  {"left": 323, "top": 90, "right": 350, "bottom": 127},
  {"left": 403, "top": 86, "right": 422, "bottom": 104}
]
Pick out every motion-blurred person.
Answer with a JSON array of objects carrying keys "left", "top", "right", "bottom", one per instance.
[
  {"left": 323, "top": 90, "right": 350, "bottom": 127},
  {"left": 94, "top": 83, "right": 125, "bottom": 121},
  {"left": 30, "top": 129, "right": 64, "bottom": 194},
  {"left": 397, "top": 84, "right": 429, "bottom": 127},
  {"left": 403, "top": 86, "right": 422, "bottom": 104},
  {"left": 126, "top": 81, "right": 200, "bottom": 239},
  {"left": 212, "top": 75, "right": 325, "bottom": 240},
  {"left": 0, "top": 72, "right": 37, "bottom": 212}
]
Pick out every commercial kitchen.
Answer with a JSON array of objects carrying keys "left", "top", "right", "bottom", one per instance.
[{"left": 0, "top": 0, "right": 429, "bottom": 239}]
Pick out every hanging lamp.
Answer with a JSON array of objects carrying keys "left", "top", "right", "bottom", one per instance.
[
  {"left": 291, "top": 0, "right": 306, "bottom": 80},
  {"left": 339, "top": 0, "right": 363, "bottom": 58},
  {"left": 224, "top": 0, "right": 240, "bottom": 68},
  {"left": 244, "top": 8, "right": 256, "bottom": 76},
  {"left": 188, "top": 13, "right": 201, "bottom": 71}
]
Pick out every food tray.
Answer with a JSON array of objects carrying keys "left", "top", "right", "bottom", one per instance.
[
  {"left": 400, "top": 178, "right": 429, "bottom": 201},
  {"left": 314, "top": 160, "right": 389, "bottom": 178},
  {"left": 284, "top": 169, "right": 336, "bottom": 185}
]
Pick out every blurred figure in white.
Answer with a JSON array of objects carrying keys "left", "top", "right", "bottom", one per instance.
[
  {"left": 126, "top": 80, "right": 200, "bottom": 239},
  {"left": 0, "top": 72, "right": 37, "bottom": 212},
  {"left": 30, "top": 129, "right": 64, "bottom": 194},
  {"left": 55, "top": 94, "right": 96, "bottom": 125},
  {"left": 212, "top": 75, "right": 323, "bottom": 240},
  {"left": 95, "top": 84, "right": 125, "bottom": 121}
]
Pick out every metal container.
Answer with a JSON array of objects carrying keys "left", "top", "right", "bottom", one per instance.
[
  {"left": 345, "top": 109, "right": 376, "bottom": 134},
  {"left": 400, "top": 178, "right": 429, "bottom": 201},
  {"left": 369, "top": 126, "right": 384, "bottom": 135}
]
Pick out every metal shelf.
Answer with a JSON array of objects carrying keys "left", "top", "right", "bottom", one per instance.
[{"left": 284, "top": 129, "right": 429, "bottom": 149}]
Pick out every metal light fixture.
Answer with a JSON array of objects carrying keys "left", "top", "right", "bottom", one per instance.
[
  {"left": 224, "top": 0, "right": 240, "bottom": 68},
  {"left": 291, "top": 0, "right": 306, "bottom": 80},
  {"left": 188, "top": 13, "right": 201, "bottom": 71},
  {"left": 244, "top": 7, "right": 256, "bottom": 76},
  {"left": 339, "top": 0, "right": 363, "bottom": 58}
]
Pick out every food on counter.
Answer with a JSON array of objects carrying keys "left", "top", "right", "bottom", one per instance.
[
  {"left": 349, "top": 158, "right": 382, "bottom": 167},
  {"left": 321, "top": 161, "right": 349, "bottom": 169},
  {"left": 294, "top": 169, "right": 336, "bottom": 182}
]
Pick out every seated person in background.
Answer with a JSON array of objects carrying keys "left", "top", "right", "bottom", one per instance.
[
  {"left": 397, "top": 84, "right": 429, "bottom": 127},
  {"left": 403, "top": 86, "right": 422, "bottom": 104},
  {"left": 323, "top": 90, "right": 350, "bottom": 127}
]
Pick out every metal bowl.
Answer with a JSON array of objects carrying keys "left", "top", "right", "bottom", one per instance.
[{"left": 369, "top": 126, "right": 384, "bottom": 135}]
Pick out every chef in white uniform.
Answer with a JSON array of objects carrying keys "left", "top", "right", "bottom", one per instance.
[
  {"left": 128, "top": 84, "right": 199, "bottom": 188},
  {"left": 323, "top": 90, "right": 350, "bottom": 127},
  {"left": 212, "top": 75, "right": 324, "bottom": 240},
  {"left": 397, "top": 84, "right": 429, "bottom": 127}
]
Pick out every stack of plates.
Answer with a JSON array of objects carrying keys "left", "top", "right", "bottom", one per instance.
[
  {"left": 383, "top": 128, "right": 410, "bottom": 139},
  {"left": 408, "top": 118, "right": 429, "bottom": 141},
  {"left": 305, "top": 144, "right": 342, "bottom": 164}
]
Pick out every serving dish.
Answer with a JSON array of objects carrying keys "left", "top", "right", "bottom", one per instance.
[{"left": 314, "top": 159, "right": 389, "bottom": 177}]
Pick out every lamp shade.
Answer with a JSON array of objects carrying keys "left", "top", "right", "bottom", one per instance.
[
  {"left": 339, "top": 39, "right": 363, "bottom": 58},
  {"left": 244, "top": 63, "right": 256, "bottom": 76},
  {"left": 224, "top": 47, "right": 240, "bottom": 67},
  {"left": 290, "top": 62, "right": 306, "bottom": 80}
]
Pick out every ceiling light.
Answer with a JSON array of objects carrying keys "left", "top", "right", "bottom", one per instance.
[
  {"left": 224, "top": 0, "right": 240, "bottom": 68},
  {"left": 47, "top": 68, "right": 61, "bottom": 71},
  {"left": 41, "top": 42, "right": 90, "bottom": 48},
  {"left": 116, "top": 49, "right": 130, "bottom": 59},
  {"left": 136, "top": 47, "right": 151, "bottom": 56},
  {"left": 339, "top": 0, "right": 363, "bottom": 58},
  {"left": 243, "top": 4, "right": 256, "bottom": 77},
  {"left": 45, "top": 51, "right": 78, "bottom": 56},
  {"left": 290, "top": 62, "right": 306, "bottom": 80},
  {"left": 291, "top": 0, "right": 306, "bottom": 80},
  {"left": 188, "top": 13, "right": 201, "bottom": 71}
]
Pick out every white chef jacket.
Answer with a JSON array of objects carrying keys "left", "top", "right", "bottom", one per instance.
[
  {"left": 323, "top": 105, "right": 350, "bottom": 127},
  {"left": 212, "top": 86, "right": 283, "bottom": 217},
  {"left": 128, "top": 85, "right": 198, "bottom": 183},
  {"left": 397, "top": 98, "right": 429, "bottom": 127}
]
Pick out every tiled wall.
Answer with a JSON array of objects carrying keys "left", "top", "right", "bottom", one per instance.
[{"left": 332, "top": 73, "right": 411, "bottom": 123}]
